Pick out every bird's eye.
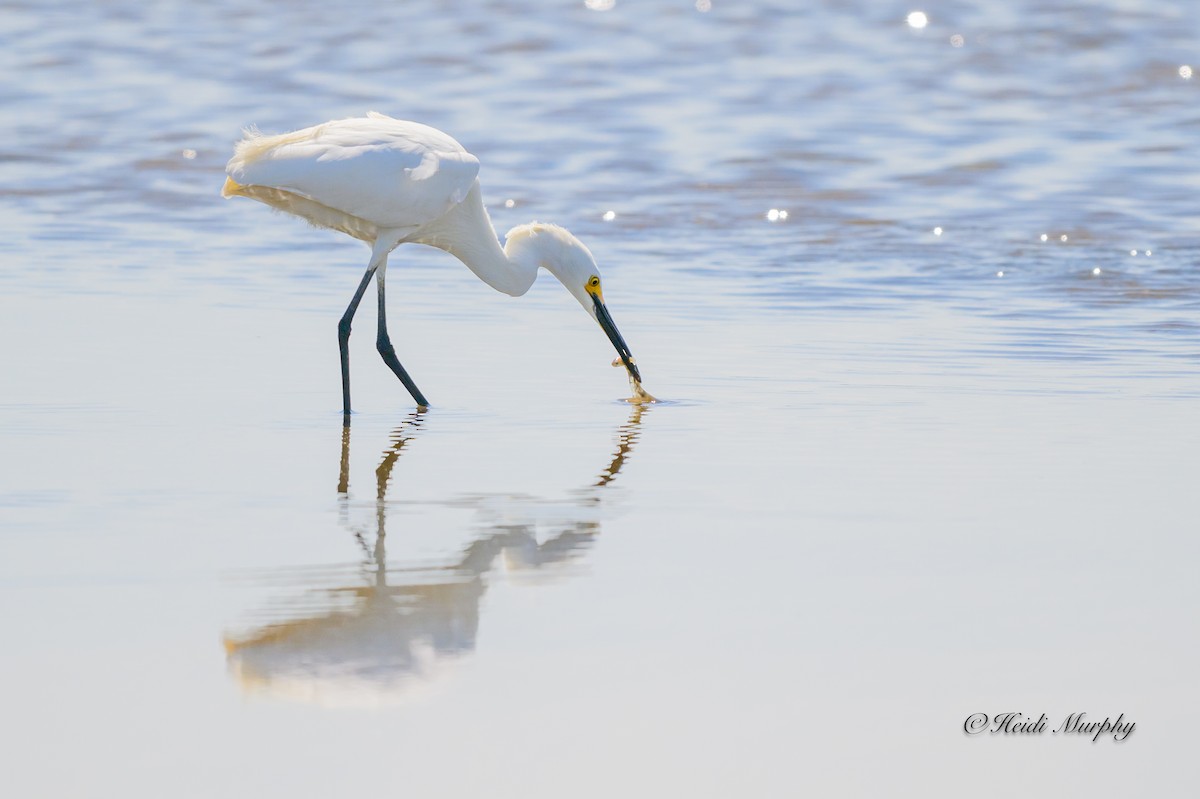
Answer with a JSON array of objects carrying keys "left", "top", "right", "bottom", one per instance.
[{"left": 588, "top": 276, "right": 600, "bottom": 288}]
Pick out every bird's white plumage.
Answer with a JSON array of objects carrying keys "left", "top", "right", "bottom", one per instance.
[
  {"left": 225, "top": 112, "right": 480, "bottom": 237},
  {"left": 222, "top": 113, "right": 646, "bottom": 409}
]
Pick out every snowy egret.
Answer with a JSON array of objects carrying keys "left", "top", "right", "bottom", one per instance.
[{"left": 222, "top": 112, "right": 643, "bottom": 414}]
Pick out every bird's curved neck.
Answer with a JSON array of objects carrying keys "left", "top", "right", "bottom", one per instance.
[{"left": 415, "top": 182, "right": 537, "bottom": 297}]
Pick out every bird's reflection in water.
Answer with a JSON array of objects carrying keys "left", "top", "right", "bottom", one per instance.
[{"left": 223, "top": 406, "right": 647, "bottom": 705}]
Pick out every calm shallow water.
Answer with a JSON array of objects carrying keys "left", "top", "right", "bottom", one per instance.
[{"left": 2, "top": 1, "right": 1198, "bottom": 795}]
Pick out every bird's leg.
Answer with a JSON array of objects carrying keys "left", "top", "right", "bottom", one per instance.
[
  {"left": 338, "top": 264, "right": 378, "bottom": 419},
  {"left": 375, "top": 265, "right": 430, "bottom": 407}
]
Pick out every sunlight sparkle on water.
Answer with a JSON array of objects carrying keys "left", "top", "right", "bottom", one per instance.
[
  {"left": 996, "top": 271, "right": 1004, "bottom": 277},
  {"left": 1040, "top": 233, "right": 1048, "bottom": 241},
  {"left": 933, "top": 226, "right": 943, "bottom": 236},
  {"left": 766, "top": 208, "right": 788, "bottom": 221},
  {"left": 504, "top": 198, "right": 516, "bottom": 208},
  {"left": 950, "top": 34, "right": 964, "bottom": 47},
  {"left": 181, "top": 149, "right": 197, "bottom": 160},
  {"left": 1060, "top": 234, "right": 1068, "bottom": 242},
  {"left": 1093, "top": 267, "right": 1102, "bottom": 275},
  {"left": 1181, "top": 65, "right": 1193, "bottom": 79},
  {"left": 695, "top": 0, "right": 712, "bottom": 12},
  {"left": 584, "top": 0, "right": 615, "bottom": 10},
  {"left": 907, "top": 11, "right": 928, "bottom": 29},
  {"left": 602, "top": 210, "right": 616, "bottom": 221}
]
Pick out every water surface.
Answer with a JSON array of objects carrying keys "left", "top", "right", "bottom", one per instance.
[{"left": 2, "top": 1, "right": 1198, "bottom": 795}]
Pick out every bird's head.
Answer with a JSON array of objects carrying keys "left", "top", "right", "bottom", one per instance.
[{"left": 504, "top": 222, "right": 641, "bottom": 383}]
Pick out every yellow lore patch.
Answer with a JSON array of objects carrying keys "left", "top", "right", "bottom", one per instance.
[{"left": 585, "top": 275, "right": 605, "bottom": 304}]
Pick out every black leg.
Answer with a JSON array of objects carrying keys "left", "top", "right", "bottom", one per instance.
[
  {"left": 375, "top": 266, "right": 429, "bottom": 407},
  {"left": 338, "top": 264, "right": 378, "bottom": 419}
]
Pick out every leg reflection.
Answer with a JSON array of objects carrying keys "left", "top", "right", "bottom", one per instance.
[{"left": 224, "top": 405, "right": 651, "bottom": 704}]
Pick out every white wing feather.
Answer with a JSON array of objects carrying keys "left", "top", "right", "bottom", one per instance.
[{"left": 226, "top": 113, "right": 480, "bottom": 232}]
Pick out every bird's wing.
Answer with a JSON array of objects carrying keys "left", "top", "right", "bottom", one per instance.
[{"left": 226, "top": 115, "right": 481, "bottom": 230}]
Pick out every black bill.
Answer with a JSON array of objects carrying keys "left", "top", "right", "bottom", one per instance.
[{"left": 592, "top": 294, "right": 641, "bottom": 383}]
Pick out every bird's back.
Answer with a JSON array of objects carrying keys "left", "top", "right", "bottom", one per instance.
[{"left": 224, "top": 113, "right": 481, "bottom": 238}]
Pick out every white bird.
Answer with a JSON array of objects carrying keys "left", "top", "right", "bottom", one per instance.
[{"left": 222, "top": 112, "right": 642, "bottom": 416}]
